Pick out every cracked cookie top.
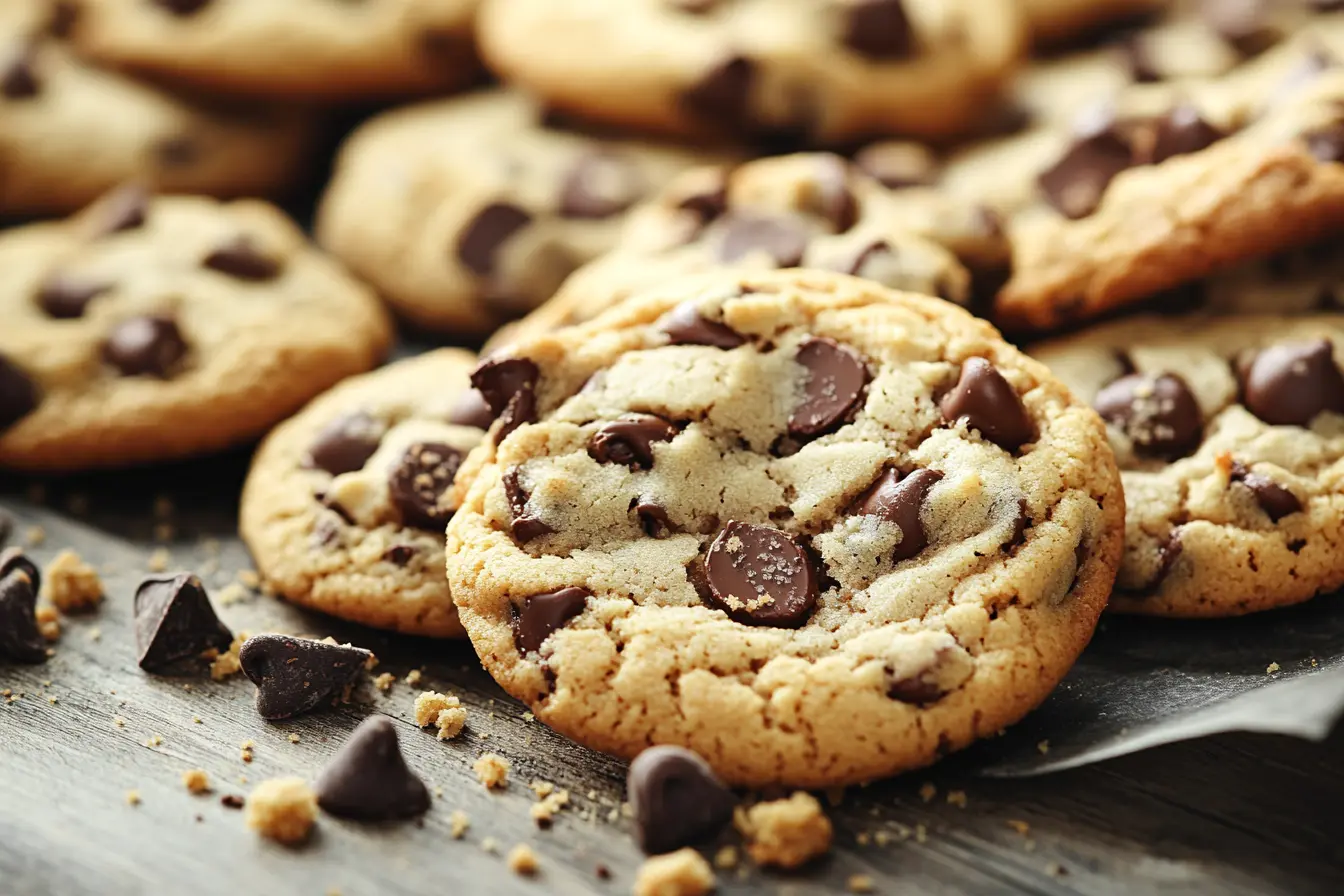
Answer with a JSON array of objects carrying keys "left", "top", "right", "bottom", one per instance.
[{"left": 446, "top": 269, "right": 1122, "bottom": 787}]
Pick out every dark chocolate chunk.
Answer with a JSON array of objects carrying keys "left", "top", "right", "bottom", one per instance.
[
  {"left": 0, "top": 554, "right": 45, "bottom": 664},
  {"left": 448, "top": 388, "right": 496, "bottom": 430},
  {"left": 470, "top": 357, "right": 539, "bottom": 421},
  {"left": 1239, "top": 339, "right": 1344, "bottom": 426},
  {"left": 1037, "top": 107, "right": 1133, "bottom": 219},
  {"left": 627, "top": 745, "right": 734, "bottom": 855},
  {"left": 788, "top": 337, "right": 869, "bottom": 438},
  {"left": 512, "top": 586, "right": 590, "bottom": 653},
  {"left": 103, "top": 315, "right": 187, "bottom": 378},
  {"left": 559, "top": 152, "right": 644, "bottom": 219},
  {"left": 659, "top": 301, "right": 746, "bottom": 349},
  {"left": 635, "top": 499, "right": 673, "bottom": 538},
  {"left": 238, "top": 634, "right": 371, "bottom": 720},
  {"left": 676, "top": 172, "right": 730, "bottom": 222},
  {"left": 388, "top": 442, "right": 462, "bottom": 531},
  {"left": 806, "top": 156, "right": 859, "bottom": 232},
  {"left": 850, "top": 468, "right": 943, "bottom": 562},
  {"left": 0, "top": 355, "right": 39, "bottom": 431},
  {"left": 1, "top": 43, "right": 40, "bottom": 100},
  {"left": 220, "top": 794, "right": 245, "bottom": 809},
  {"left": 456, "top": 203, "right": 532, "bottom": 277},
  {"left": 1140, "top": 104, "right": 1225, "bottom": 164},
  {"left": 1093, "top": 372, "right": 1202, "bottom": 458},
  {"left": 133, "top": 573, "right": 233, "bottom": 672},
  {"left": 502, "top": 466, "right": 554, "bottom": 542},
  {"left": 0, "top": 547, "right": 40, "bottom": 593},
  {"left": 153, "top": 0, "right": 213, "bottom": 15},
  {"left": 842, "top": 0, "right": 915, "bottom": 60},
  {"left": 304, "top": 411, "right": 384, "bottom": 476},
  {"left": 37, "top": 274, "right": 112, "bottom": 319},
  {"left": 681, "top": 55, "right": 754, "bottom": 128},
  {"left": 886, "top": 645, "right": 960, "bottom": 704},
  {"left": 382, "top": 544, "right": 418, "bottom": 566},
  {"left": 203, "top": 235, "right": 283, "bottom": 281},
  {"left": 1229, "top": 461, "right": 1302, "bottom": 521},
  {"left": 88, "top": 183, "right": 149, "bottom": 237},
  {"left": 939, "top": 358, "right": 1034, "bottom": 452},
  {"left": 315, "top": 716, "right": 431, "bottom": 821},
  {"left": 589, "top": 414, "right": 677, "bottom": 468},
  {"left": 1305, "top": 122, "right": 1344, "bottom": 164},
  {"left": 717, "top": 213, "right": 810, "bottom": 268},
  {"left": 1152, "top": 528, "right": 1184, "bottom": 589},
  {"left": 703, "top": 521, "right": 818, "bottom": 627}
]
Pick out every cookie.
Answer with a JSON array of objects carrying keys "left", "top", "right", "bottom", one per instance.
[
  {"left": 475, "top": 0, "right": 1028, "bottom": 144},
  {"left": 0, "top": 188, "right": 392, "bottom": 472},
  {"left": 487, "top": 153, "right": 1002, "bottom": 351},
  {"left": 445, "top": 269, "right": 1124, "bottom": 787},
  {"left": 1018, "top": 0, "right": 1165, "bottom": 46},
  {"left": 316, "top": 90, "right": 731, "bottom": 335},
  {"left": 64, "top": 0, "right": 480, "bottom": 101},
  {"left": 1032, "top": 313, "right": 1344, "bottom": 616},
  {"left": 0, "top": 0, "right": 313, "bottom": 216},
  {"left": 1197, "top": 238, "right": 1342, "bottom": 313},
  {"left": 241, "top": 350, "right": 491, "bottom": 638}
]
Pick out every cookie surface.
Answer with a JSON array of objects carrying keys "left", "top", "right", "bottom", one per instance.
[
  {"left": 316, "top": 90, "right": 730, "bottom": 334},
  {"left": 1032, "top": 312, "right": 1344, "bottom": 616},
  {"left": 0, "top": 190, "right": 392, "bottom": 471},
  {"left": 0, "top": 0, "right": 312, "bottom": 215},
  {"left": 66, "top": 0, "right": 480, "bottom": 101},
  {"left": 1018, "top": 0, "right": 1165, "bottom": 46},
  {"left": 242, "top": 351, "right": 490, "bottom": 638},
  {"left": 476, "top": 0, "right": 1027, "bottom": 143},
  {"left": 446, "top": 270, "right": 1123, "bottom": 787}
]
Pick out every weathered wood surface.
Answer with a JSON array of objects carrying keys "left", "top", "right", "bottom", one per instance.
[{"left": 2, "top": 455, "right": 1343, "bottom": 896}]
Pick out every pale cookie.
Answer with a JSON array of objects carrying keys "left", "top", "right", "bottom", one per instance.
[
  {"left": 487, "top": 153, "right": 998, "bottom": 352},
  {"left": 446, "top": 269, "right": 1123, "bottom": 787},
  {"left": 0, "top": 188, "right": 392, "bottom": 472},
  {"left": 475, "top": 0, "right": 1027, "bottom": 143},
  {"left": 1032, "top": 313, "right": 1344, "bottom": 616},
  {"left": 0, "top": 0, "right": 312, "bottom": 216},
  {"left": 241, "top": 350, "right": 489, "bottom": 638},
  {"left": 65, "top": 0, "right": 480, "bottom": 101},
  {"left": 316, "top": 90, "right": 730, "bottom": 335}
]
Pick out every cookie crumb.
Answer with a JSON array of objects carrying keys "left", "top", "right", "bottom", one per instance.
[
  {"left": 1266, "top": 662, "right": 1281, "bottom": 674},
  {"left": 145, "top": 734, "right": 163, "bottom": 748},
  {"left": 245, "top": 778, "right": 317, "bottom": 845},
  {"left": 374, "top": 672, "right": 396, "bottom": 692},
  {"left": 414, "top": 691, "right": 467, "bottom": 740},
  {"left": 1046, "top": 862, "right": 1068, "bottom": 877},
  {"left": 147, "top": 548, "right": 170, "bottom": 572},
  {"left": 473, "top": 753, "right": 510, "bottom": 790},
  {"left": 216, "top": 583, "right": 248, "bottom": 606},
  {"left": 633, "top": 848, "right": 715, "bottom": 896},
  {"left": 530, "top": 789, "right": 570, "bottom": 827},
  {"left": 125, "top": 790, "right": 141, "bottom": 806},
  {"left": 1036, "top": 740, "right": 1050, "bottom": 755},
  {"left": 918, "top": 782, "right": 936, "bottom": 803},
  {"left": 405, "top": 669, "right": 423, "bottom": 686},
  {"left": 43, "top": 550, "right": 104, "bottom": 612},
  {"left": 480, "top": 836, "right": 501, "bottom": 855},
  {"left": 713, "top": 845, "right": 738, "bottom": 870},
  {"left": 449, "top": 809, "right": 470, "bottom": 839},
  {"left": 240, "top": 740, "right": 255, "bottom": 763},
  {"left": 847, "top": 875, "right": 876, "bottom": 894},
  {"left": 506, "top": 843, "right": 540, "bottom": 876},
  {"left": 209, "top": 632, "right": 248, "bottom": 681},
  {"left": 35, "top": 605, "right": 60, "bottom": 641},
  {"left": 947, "top": 790, "right": 967, "bottom": 808},
  {"left": 529, "top": 779, "right": 555, "bottom": 799},
  {"left": 113, "top": 716, "right": 125, "bottom": 728},
  {"left": 182, "top": 769, "right": 211, "bottom": 794},
  {"left": 734, "top": 792, "right": 832, "bottom": 869},
  {"left": 25, "top": 525, "right": 46, "bottom": 546},
  {"left": 221, "top": 795, "right": 245, "bottom": 810},
  {"left": 1007, "top": 819, "right": 1031, "bottom": 836}
]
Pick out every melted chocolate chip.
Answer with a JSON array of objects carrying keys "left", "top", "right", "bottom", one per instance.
[
  {"left": 1240, "top": 339, "right": 1344, "bottom": 426},
  {"left": 238, "top": 634, "right": 372, "bottom": 720},
  {"left": 1093, "top": 372, "right": 1203, "bottom": 458},
  {"left": 457, "top": 203, "right": 532, "bottom": 277},
  {"left": 153, "top": 0, "right": 212, "bottom": 15},
  {"left": 203, "top": 235, "right": 283, "bottom": 281},
  {"left": 512, "top": 587, "right": 590, "bottom": 653},
  {"left": 789, "top": 337, "right": 869, "bottom": 438},
  {"left": 315, "top": 716, "right": 431, "bottom": 821},
  {"left": 635, "top": 499, "right": 673, "bottom": 538},
  {"left": 589, "top": 414, "right": 677, "bottom": 468},
  {"left": 304, "top": 412, "right": 383, "bottom": 476},
  {"left": 103, "top": 316, "right": 187, "bottom": 378},
  {"left": 502, "top": 467, "right": 553, "bottom": 542},
  {"left": 806, "top": 156, "right": 859, "bottom": 232},
  {"left": 448, "top": 388, "right": 496, "bottom": 430},
  {"left": 703, "top": 521, "right": 818, "bottom": 627},
  {"left": 659, "top": 301, "right": 746, "bottom": 349},
  {"left": 1140, "top": 104, "right": 1226, "bottom": 164},
  {"left": 627, "top": 745, "right": 735, "bottom": 855},
  {"left": 939, "top": 358, "right": 1034, "bottom": 452},
  {"left": 0, "top": 548, "right": 41, "bottom": 594},
  {"left": 886, "top": 645, "right": 959, "bottom": 704},
  {"left": 387, "top": 442, "right": 462, "bottom": 531},
  {"left": 470, "top": 356, "right": 539, "bottom": 441},
  {"left": 1038, "top": 108, "right": 1133, "bottom": 219},
  {"left": 850, "top": 468, "right": 943, "bottom": 562},
  {"left": 716, "top": 213, "right": 810, "bottom": 268},
  {"left": 0, "top": 355, "right": 40, "bottom": 431},
  {"left": 1, "top": 43, "right": 39, "bottom": 100},
  {"left": 1229, "top": 461, "right": 1302, "bottom": 522},
  {"left": 1152, "top": 529, "right": 1184, "bottom": 589},
  {"left": 37, "top": 274, "right": 112, "bottom": 319},
  {"left": 842, "top": 0, "right": 914, "bottom": 60},
  {"left": 382, "top": 544, "right": 418, "bottom": 566},
  {"left": 676, "top": 172, "right": 730, "bottom": 223},
  {"left": 681, "top": 55, "right": 754, "bottom": 128},
  {"left": 559, "top": 152, "right": 643, "bottom": 219},
  {"left": 88, "top": 183, "right": 150, "bottom": 237},
  {"left": 0, "top": 556, "right": 45, "bottom": 664},
  {"left": 133, "top": 573, "right": 233, "bottom": 672}
]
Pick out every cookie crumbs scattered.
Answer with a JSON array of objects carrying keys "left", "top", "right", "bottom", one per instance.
[
  {"left": 236, "top": 569, "right": 261, "bottom": 589},
  {"left": 713, "top": 845, "right": 738, "bottom": 870},
  {"left": 480, "top": 837, "right": 501, "bottom": 855},
  {"left": 42, "top": 550, "right": 104, "bottom": 612},
  {"left": 245, "top": 778, "right": 317, "bottom": 845},
  {"left": 473, "top": 753, "right": 510, "bottom": 790},
  {"left": 734, "top": 793, "right": 833, "bottom": 870},
  {"left": 414, "top": 691, "right": 467, "bottom": 740},
  {"left": 1007, "top": 819, "right": 1031, "bottom": 836},
  {"left": 405, "top": 669, "right": 423, "bottom": 686},
  {"left": 373, "top": 672, "right": 396, "bottom": 692},
  {"left": 47, "top": 696, "right": 57, "bottom": 705},
  {"left": 529, "top": 779, "right": 555, "bottom": 799},
  {"left": 848, "top": 875, "right": 876, "bottom": 894},
  {"left": 209, "top": 632, "right": 248, "bottom": 681},
  {"left": 918, "top": 782, "right": 936, "bottom": 803},
  {"left": 506, "top": 844, "right": 540, "bottom": 876},
  {"left": 215, "top": 583, "right": 248, "bottom": 606},
  {"left": 1046, "top": 862, "right": 1068, "bottom": 877},
  {"left": 606, "top": 807, "right": 620, "bottom": 824},
  {"left": 35, "top": 606, "right": 60, "bottom": 641},
  {"left": 145, "top": 734, "right": 163, "bottom": 748},
  {"left": 1266, "top": 662, "right": 1281, "bottom": 674},
  {"left": 521, "top": 711, "right": 534, "bottom": 722},
  {"left": 87, "top": 627, "right": 102, "bottom": 642},
  {"left": 855, "top": 832, "right": 870, "bottom": 846},
  {"left": 25, "top": 525, "right": 46, "bottom": 546},
  {"left": 947, "top": 790, "right": 968, "bottom": 808},
  {"left": 113, "top": 716, "right": 125, "bottom": 728},
  {"left": 1036, "top": 740, "right": 1050, "bottom": 755},
  {"left": 146, "top": 548, "right": 170, "bottom": 572},
  {"left": 192, "top": 716, "right": 203, "bottom": 725},
  {"left": 182, "top": 769, "right": 211, "bottom": 794},
  {"left": 530, "top": 790, "right": 570, "bottom": 827},
  {"left": 221, "top": 795, "right": 245, "bottom": 810},
  {"left": 240, "top": 741, "right": 255, "bottom": 763},
  {"left": 450, "top": 809, "right": 470, "bottom": 839},
  {"left": 633, "top": 848, "right": 715, "bottom": 896},
  {"left": 288, "top": 733, "right": 301, "bottom": 744},
  {"left": 125, "top": 790, "right": 141, "bottom": 807}
]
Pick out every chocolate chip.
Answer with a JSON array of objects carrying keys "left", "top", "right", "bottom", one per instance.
[
  {"left": 1139, "top": 105, "right": 1225, "bottom": 164},
  {"left": 835, "top": 239, "right": 894, "bottom": 278},
  {"left": 36, "top": 273, "right": 112, "bottom": 319},
  {"left": 842, "top": 0, "right": 915, "bottom": 60},
  {"left": 1240, "top": 339, "right": 1344, "bottom": 426},
  {"left": 133, "top": 573, "right": 233, "bottom": 672},
  {"left": 1199, "top": 0, "right": 1275, "bottom": 54},
  {"left": 1, "top": 547, "right": 41, "bottom": 593},
  {"left": 382, "top": 545, "right": 418, "bottom": 566},
  {"left": 789, "top": 337, "right": 869, "bottom": 439},
  {"left": 103, "top": 316, "right": 187, "bottom": 378},
  {"left": 559, "top": 152, "right": 644, "bottom": 219},
  {"left": 635, "top": 498, "right": 673, "bottom": 538},
  {"left": 717, "top": 214, "right": 810, "bottom": 268},
  {"left": 659, "top": 302, "right": 746, "bottom": 349},
  {"left": 1093, "top": 372, "right": 1203, "bottom": 458},
  {"left": 853, "top": 142, "right": 938, "bottom": 189},
  {"left": 502, "top": 466, "right": 553, "bottom": 542},
  {"left": 627, "top": 745, "right": 734, "bottom": 855},
  {"left": 677, "top": 173, "right": 730, "bottom": 223},
  {"left": 886, "top": 645, "right": 960, "bottom": 704},
  {"left": 48, "top": 2, "right": 80, "bottom": 37},
  {"left": 681, "top": 55, "right": 754, "bottom": 128},
  {"left": 448, "top": 388, "right": 496, "bottom": 430},
  {"left": 303, "top": 412, "right": 383, "bottom": 477},
  {"left": 1120, "top": 34, "right": 1162, "bottom": 83},
  {"left": 388, "top": 442, "right": 462, "bottom": 531},
  {"left": 203, "top": 235, "right": 282, "bottom": 281},
  {"left": 238, "top": 634, "right": 371, "bottom": 720},
  {"left": 512, "top": 586, "right": 590, "bottom": 653},
  {"left": 0, "top": 355, "right": 39, "bottom": 432},
  {"left": 152, "top": 0, "right": 212, "bottom": 14},
  {"left": 457, "top": 203, "right": 532, "bottom": 277},
  {"left": 315, "top": 716, "right": 431, "bottom": 821},
  {"left": 0, "top": 555, "right": 45, "bottom": 664},
  {"left": 1038, "top": 108, "right": 1133, "bottom": 219},
  {"left": 850, "top": 468, "right": 943, "bottom": 562},
  {"left": 806, "top": 156, "right": 858, "bottom": 232},
  {"left": 589, "top": 414, "right": 678, "bottom": 468},
  {"left": 939, "top": 358, "right": 1034, "bottom": 452},
  {"left": 1151, "top": 528, "right": 1184, "bottom": 589},
  {"left": 1, "top": 43, "right": 40, "bottom": 100},
  {"left": 88, "top": 183, "right": 149, "bottom": 237},
  {"left": 703, "top": 521, "right": 818, "bottom": 627},
  {"left": 1305, "top": 122, "right": 1344, "bottom": 164},
  {"left": 1229, "top": 461, "right": 1302, "bottom": 521},
  {"left": 470, "top": 356, "right": 539, "bottom": 439}
]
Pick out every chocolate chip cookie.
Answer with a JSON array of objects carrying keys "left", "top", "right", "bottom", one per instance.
[
  {"left": 0, "top": 188, "right": 392, "bottom": 472},
  {"left": 475, "top": 0, "right": 1027, "bottom": 144},
  {"left": 1019, "top": 0, "right": 1166, "bottom": 46},
  {"left": 445, "top": 269, "right": 1124, "bottom": 786},
  {"left": 1032, "top": 313, "right": 1344, "bottom": 616},
  {"left": 241, "top": 350, "right": 490, "bottom": 638},
  {"left": 316, "top": 90, "right": 731, "bottom": 335},
  {"left": 0, "top": 0, "right": 312, "bottom": 215},
  {"left": 65, "top": 0, "right": 480, "bottom": 101}
]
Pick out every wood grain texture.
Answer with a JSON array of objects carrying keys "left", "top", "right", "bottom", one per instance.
[{"left": 2, "top": 455, "right": 1343, "bottom": 896}]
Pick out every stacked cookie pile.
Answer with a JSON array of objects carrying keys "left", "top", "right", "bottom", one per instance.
[{"left": 2, "top": 0, "right": 1343, "bottom": 857}]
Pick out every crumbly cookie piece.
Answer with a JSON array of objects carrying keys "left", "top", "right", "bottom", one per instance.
[
  {"left": 0, "top": 190, "right": 392, "bottom": 471},
  {"left": 241, "top": 351, "right": 488, "bottom": 638},
  {"left": 41, "top": 549, "right": 103, "bottom": 611},
  {"left": 734, "top": 792, "right": 833, "bottom": 869},
  {"left": 487, "top": 153, "right": 994, "bottom": 352},
  {"left": 0, "top": 0, "right": 313, "bottom": 215},
  {"left": 633, "top": 849, "right": 716, "bottom": 896},
  {"left": 316, "top": 89, "right": 731, "bottom": 335},
  {"left": 1033, "top": 313, "right": 1344, "bottom": 616},
  {"left": 476, "top": 0, "right": 1027, "bottom": 143},
  {"left": 245, "top": 777, "right": 317, "bottom": 845},
  {"left": 446, "top": 270, "right": 1123, "bottom": 787},
  {"left": 414, "top": 690, "right": 468, "bottom": 738},
  {"left": 66, "top": 0, "right": 480, "bottom": 101}
]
